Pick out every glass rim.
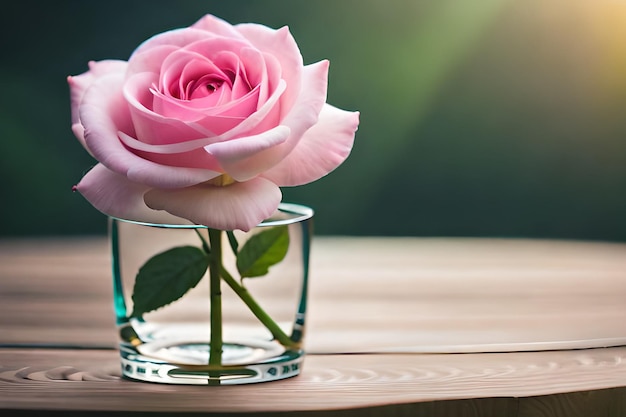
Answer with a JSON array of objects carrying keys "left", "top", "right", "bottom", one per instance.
[{"left": 109, "top": 202, "right": 314, "bottom": 229}]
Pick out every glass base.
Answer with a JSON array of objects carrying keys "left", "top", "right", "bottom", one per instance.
[{"left": 119, "top": 341, "right": 304, "bottom": 385}]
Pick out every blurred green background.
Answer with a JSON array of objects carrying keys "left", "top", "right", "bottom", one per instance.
[{"left": 2, "top": 0, "right": 625, "bottom": 240}]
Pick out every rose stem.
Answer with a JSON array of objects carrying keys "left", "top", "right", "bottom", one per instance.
[
  {"left": 196, "top": 229, "right": 298, "bottom": 351},
  {"left": 219, "top": 266, "right": 298, "bottom": 350},
  {"left": 207, "top": 228, "right": 223, "bottom": 372}
]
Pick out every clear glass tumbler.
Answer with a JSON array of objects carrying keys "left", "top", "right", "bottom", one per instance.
[{"left": 109, "top": 203, "right": 313, "bottom": 385}]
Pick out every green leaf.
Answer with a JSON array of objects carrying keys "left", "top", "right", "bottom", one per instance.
[
  {"left": 131, "top": 246, "right": 209, "bottom": 318},
  {"left": 236, "top": 226, "right": 290, "bottom": 278}
]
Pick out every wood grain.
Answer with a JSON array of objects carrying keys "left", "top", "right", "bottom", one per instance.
[
  {"left": 1, "top": 347, "right": 626, "bottom": 413},
  {"left": 307, "top": 237, "right": 626, "bottom": 353},
  {"left": 1, "top": 236, "right": 625, "bottom": 414},
  {"left": 1, "top": 237, "right": 625, "bottom": 353}
]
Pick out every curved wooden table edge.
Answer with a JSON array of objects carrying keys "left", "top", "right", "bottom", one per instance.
[{"left": 1, "top": 346, "right": 626, "bottom": 414}]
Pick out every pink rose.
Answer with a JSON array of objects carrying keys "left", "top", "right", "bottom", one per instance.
[{"left": 69, "top": 14, "right": 359, "bottom": 231}]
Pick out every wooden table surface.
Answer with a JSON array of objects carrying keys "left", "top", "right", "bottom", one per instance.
[{"left": 1, "top": 236, "right": 626, "bottom": 416}]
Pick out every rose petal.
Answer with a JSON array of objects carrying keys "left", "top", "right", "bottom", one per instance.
[
  {"left": 239, "top": 48, "right": 280, "bottom": 103},
  {"left": 69, "top": 60, "right": 128, "bottom": 124},
  {"left": 235, "top": 24, "right": 302, "bottom": 117},
  {"left": 150, "top": 47, "right": 261, "bottom": 132},
  {"left": 129, "top": 22, "right": 244, "bottom": 64},
  {"left": 71, "top": 123, "right": 88, "bottom": 153},
  {"left": 211, "top": 79, "right": 286, "bottom": 140},
  {"left": 75, "top": 163, "right": 172, "bottom": 223},
  {"left": 81, "top": 72, "right": 220, "bottom": 188},
  {"left": 191, "top": 14, "right": 249, "bottom": 40},
  {"left": 278, "top": 60, "right": 329, "bottom": 152},
  {"left": 118, "top": 131, "right": 223, "bottom": 170},
  {"left": 210, "top": 60, "right": 328, "bottom": 181},
  {"left": 263, "top": 104, "right": 360, "bottom": 186},
  {"left": 127, "top": 44, "right": 180, "bottom": 77},
  {"left": 163, "top": 40, "right": 281, "bottom": 135},
  {"left": 124, "top": 72, "right": 216, "bottom": 143},
  {"left": 118, "top": 72, "right": 284, "bottom": 157},
  {"left": 205, "top": 125, "right": 290, "bottom": 181},
  {"left": 144, "top": 177, "right": 282, "bottom": 231},
  {"left": 68, "top": 60, "right": 127, "bottom": 146}
]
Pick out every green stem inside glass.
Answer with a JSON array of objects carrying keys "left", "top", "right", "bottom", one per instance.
[
  {"left": 199, "top": 227, "right": 298, "bottom": 365},
  {"left": 220, "top": 266, "right": 297, "bottom": 349},
  {"left": 208, "top": 228, "right": 223, "bottom": 368}
]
